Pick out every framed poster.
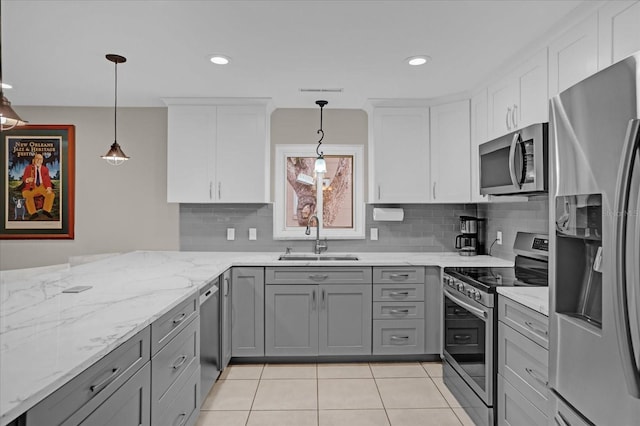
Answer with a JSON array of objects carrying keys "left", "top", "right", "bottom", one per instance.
[
  {"left": 274, "top": 144, "right": 364, "bottom": 240},
  {"left": 1, "top": 124, "right": 75, "bottom": 239}
]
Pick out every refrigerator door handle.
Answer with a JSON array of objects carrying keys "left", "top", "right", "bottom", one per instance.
[
  {"left": 508, "top": 132, "right": 521, "bottom": 188},
  {"left": 614, "top": 118, "right": 640, "bottom": 398}
]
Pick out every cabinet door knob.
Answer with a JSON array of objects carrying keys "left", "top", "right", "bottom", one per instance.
[
  {"left": 512, "top": 104, "right": 518, "bottom": 129},
  {"left": 506, "top": 106, "right": 512, "bottom": 130}
]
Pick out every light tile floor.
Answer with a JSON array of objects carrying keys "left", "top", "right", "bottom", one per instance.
[{"left": 197, "top": 361, "right": 475, "bottom": 426}]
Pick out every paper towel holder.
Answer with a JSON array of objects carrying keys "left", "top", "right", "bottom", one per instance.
[{"left": 373, "top": 207, "right": 404, "bottom": 222}]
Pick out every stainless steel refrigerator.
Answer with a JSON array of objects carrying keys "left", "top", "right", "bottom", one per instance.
[{"left": 549, "top": 51, "right": 640, "bottom": 425}]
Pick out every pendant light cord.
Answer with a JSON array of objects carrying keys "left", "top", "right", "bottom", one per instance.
[
  {"left": 113, "top": 60, "right": 118, "bottom": 142},
  {"left": 316, "top": 100, "right": 327, "bottom": 156}
]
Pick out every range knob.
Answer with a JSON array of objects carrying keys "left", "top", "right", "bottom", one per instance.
[
  {"left": 474, "top": 291, "right": 482, "bottom": 302},
  {"left": 456, "top": 282, "right": 464, "bottom": 292}
]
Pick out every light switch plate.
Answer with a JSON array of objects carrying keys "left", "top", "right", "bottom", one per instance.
[
  {"left": 370, "top": 228, "right": 378, "bottom": 241},
  {"left": 227, "top": 228, "right": 235, "bottom": 241},
  {"left": 496, "top": 231, "right": 502, "bottom": 245},
  {"left": 249, "top": 228, "right": 257, "bottom": 240}
]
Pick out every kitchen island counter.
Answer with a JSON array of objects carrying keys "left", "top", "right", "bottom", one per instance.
[{"left": 0, "top": 250, "right": 511, "bottom": 425}]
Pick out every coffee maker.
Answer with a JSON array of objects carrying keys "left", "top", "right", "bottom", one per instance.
[{"left": 455, "top": 216, "right": 486, "bottom": 256}]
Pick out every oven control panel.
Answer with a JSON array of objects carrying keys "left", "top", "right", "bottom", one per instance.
[{"left": 443, "top": 273, "right": 493, "bottom": 308}]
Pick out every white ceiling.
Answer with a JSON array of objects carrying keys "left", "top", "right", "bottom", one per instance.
[{"left": 2, "top": 0, "right": 586, "bottom": 109}]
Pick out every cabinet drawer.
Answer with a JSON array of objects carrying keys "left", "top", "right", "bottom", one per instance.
[
  {"left": 27, "top": 327, "right": 150, "bottom": 426},
  {"left": 373, "top": 301, "right": 424, "bottom": 319},
  {"left": 152, "top": 315, "right": 199, "bottom": 412},
  {"left": 155, "top": 366, "right": 200, "bottom": 426},
  {"left": 372, "top": 319, "right": 425, "bottom": 355},
  {"left": 373, "top": 283, "right": 424, "bottom": 302},
  {"left": 497, "top": 373, "right": 547, "bottom": 426},
  {"left": 498, "top": 296, "right": 548, "bottom": 349},
  {"left": 265, "top": 267, "right": 372, "bottom": 284},
  {"left": 373, "top": 267, "right": 425, "bottom": 284},
  {"left": 151, "top": 292, "right": 199, "bottom": 355},
  {"left": 498, "top": 322, "right": 548, "bottom": 413},
  {"left": 78, "top": 362, "right": 151, "bottom": 426}
]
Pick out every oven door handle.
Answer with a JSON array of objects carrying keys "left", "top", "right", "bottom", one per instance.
[{"left": 444, "top": 288, "right": 488, "bottom": 320}]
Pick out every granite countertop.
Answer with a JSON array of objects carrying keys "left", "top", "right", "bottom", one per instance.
[
  {"left": 497, "top": 286, "right": 549, "bottom": 316},
  {"left": 0, "top": 250, "right": 511, "bottom": 425}
]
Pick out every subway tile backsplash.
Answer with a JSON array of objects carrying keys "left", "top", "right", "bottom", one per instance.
[
  {"left": 180, "top": 203, "right": 477, "bottom": 253},
  {"left": 180, "top": 199, "right": 550, "bottom": 260}
]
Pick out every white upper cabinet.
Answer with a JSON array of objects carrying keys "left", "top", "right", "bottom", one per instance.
[
  {"left": 548, "top": 14, "right": 598, "bottom": 97},
  {"left": 598, "top": 0, "right": 640, "bottom": 69},
  {"left": 470, "top": 89, "right": 489, "bottom": 203},
  {"left": 370, "top": 107, "right": 430, "bottom": 203},
  {"left": 430, "top": 99, "right": 471, "bottom": 203},
  {"left": 487, "top": 48, "right": 548, "bottom": 139},
  {"left": 166, "top": 100, "right": 270, "bottom": 203}
]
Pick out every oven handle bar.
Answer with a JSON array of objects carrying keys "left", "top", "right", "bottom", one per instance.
[{"left": 443, "top": 288, "right": 488, "bottom": 320}]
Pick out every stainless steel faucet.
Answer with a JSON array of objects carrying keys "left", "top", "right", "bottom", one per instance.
[{"left": 305, "top": 215, "right": 328, "bottom": 254}]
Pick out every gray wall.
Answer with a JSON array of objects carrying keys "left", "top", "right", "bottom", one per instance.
[
  {"left": 0, "top": 106, "right": 180, "bottom": 270},
  {"left": 180, "top": 203, "right": 477, "bottom": 253}
]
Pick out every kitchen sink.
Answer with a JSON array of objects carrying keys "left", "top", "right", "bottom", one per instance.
[{"left": 278, "top": 254, "right": 359, "bottom": 261}]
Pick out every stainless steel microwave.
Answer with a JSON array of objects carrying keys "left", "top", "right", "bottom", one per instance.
[{"left": 479, "top": 122, "right": 548, "bottom": 196}]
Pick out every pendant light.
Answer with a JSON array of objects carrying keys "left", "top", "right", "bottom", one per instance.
[
  {"left": 101, "top": 54, "right": 129, "bottom": 165},
  {"left": 314, "top": 100, "right": 328, "bottom": 174},
  {"left": 0, "top": 5, "right": 27, "bottom": 131}
]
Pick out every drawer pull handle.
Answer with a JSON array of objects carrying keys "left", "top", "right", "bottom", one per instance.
[
  {"left": 90, "top": 367, "right": 120, "bottom": 394},
  {"left": 525, "top": 367, "right": 548, "bottom": 387},
  {"left": 389, "top": 273, "right": 409, "bottom": 281},
  {"left": 389, "top": 309, "right": 410, "bottom": 315},
  {"left": 309, "top": 274, "right": 329, "bottom": 281},
  {"left": 173, "top": 412, "right": 187, "bottom": 426},
  {"left": 390, "top": 335, "right": 410, "bottom": 343},
  {"left": 453, "top": 334, "right": 471, "bottom": 341},
  {"left": 525, "top": 321, "right": 548, "bottom": 336},
  {"left": 389, "top": 291, "right": 409, "bottom": 297},
  {"left": 172, "top": 312, "right": 187, "bottom": 325},
  {"left": 172, "top": 355, "right": 188, "bottom": 370}
]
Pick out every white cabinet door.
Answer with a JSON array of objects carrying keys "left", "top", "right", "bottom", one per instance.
[
  {"left": 167, "top": 105, "right": 216, "bottom": 203},
  {"left": 513, "top": 48, "right": 548, "bottom": 128},
  {"left": 598, "top": 1, "right": 640, "bottom": 69},
  {"left": 487, "top": 48, "right": 548, "bottom": 140},
  {"left": 548, "top": 14, "right": 598, "bottom": 96},
  {"left": 470, "top": 89, "right": 489, "bottom": 203},
  {"left": 429, "top": 100, "right": 471, "bottom": 203},
  {"left": 166, "top": 101, "right": 270, "bottom": 203},
  {"left": 216, "top": 105, "right": 269, "bottom": 203},
  {"left": 371, "top": 107, "right": 430, "bottom": 203}
]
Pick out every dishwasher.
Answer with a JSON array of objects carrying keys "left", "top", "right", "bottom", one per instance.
[{"left": 199, "top": 278, "right": 221, "bottom": 401}]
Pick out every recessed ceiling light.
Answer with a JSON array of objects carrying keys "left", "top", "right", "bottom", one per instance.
[
  {"left": 209, "top": 54, "right": 230, "bottom": 65},
  {"left": 1, "top": 83, "right": 13, "bottom": 89},
  {"left": 406, "top": 55, "right": 431, "bottom": 66}
]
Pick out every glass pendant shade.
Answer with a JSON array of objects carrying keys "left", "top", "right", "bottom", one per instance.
[
  {"left": 314, "top": 155, "right": 327, "bottom": 173},
  {"left": 101, "top": 141, "right": 129, "bottom": 166},
  {"left": 0, "top": 94, "right": 26, "bottom": 130}
]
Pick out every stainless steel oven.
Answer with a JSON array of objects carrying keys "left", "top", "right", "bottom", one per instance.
[
  {"left": 443, "top": 275, "right": 495, "bottom": 426},
  {"left": 442, "top": 232, "right": 549, "bottom": 426}
]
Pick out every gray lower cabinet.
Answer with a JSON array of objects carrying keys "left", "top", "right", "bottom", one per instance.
[
  {"left": 221, "top": 269, "right": 232, "bottom": 369},
  {"left": 231, "top": 267, "right": 265, "bottom": 357},
  {"left": 78, "top": 363, "right": 151, "bottom": 426},
  {"left": 25, "top": 292, "right": 201, "bottom": 426},
  {"left": 372, "top": 266, "right": 426, "bottom": 355},
  {"left": 26, "top": 327, "right": 152, "bottom": 426},
  {"left": 497, "top": 295, "right": 549, "bottom": 426},
  {"left": 265, "top": 267, "right": 372, "bottom": 356}
]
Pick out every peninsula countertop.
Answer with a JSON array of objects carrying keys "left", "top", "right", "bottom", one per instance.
[{"left": 0, "top": 250, "right": 512, "bottom": 425}]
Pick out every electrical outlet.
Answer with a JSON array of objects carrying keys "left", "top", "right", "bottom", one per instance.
[
  {"left": 370, "top": 228, "right": 378, "bottom": 241},
  {"left": 227, "top": 228, "right": 235, "bottom": 241},
  {"left": 496, "top": 231, "right": 503, "bottom": 245},
  {"left": 249, "top": 228, "right": 257, "bottom": 240}
]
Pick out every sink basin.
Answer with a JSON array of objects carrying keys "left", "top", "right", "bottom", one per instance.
[{"left": 278, "top": 254, "right": 359, "bottom": 261}]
